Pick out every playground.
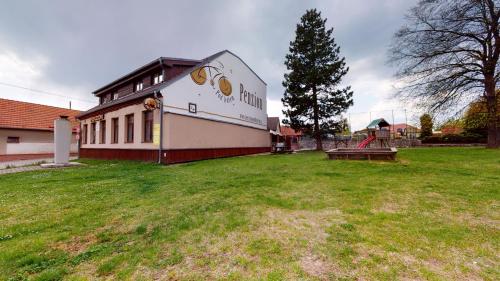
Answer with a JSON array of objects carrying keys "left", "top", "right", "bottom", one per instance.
[{"left": 326, "top": 118, "right": 399, "bottom": 160}]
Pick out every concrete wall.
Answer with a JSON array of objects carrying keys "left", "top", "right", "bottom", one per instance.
[
  {"left": 0, "top": 129, "right": 77, "bottom": 155},
  {"left": 80, "top": 102, "right": 160, "bottom": 150},
  {"left": 163, "top": 113, "right": 270, "bottom": 149}
]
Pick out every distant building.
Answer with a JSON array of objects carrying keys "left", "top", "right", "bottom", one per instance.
[
  {"left": 266, "top": 119, "right": 302, "bottom": 151},
  {"left": 440, "top": 125, "right": 464, "bottom": 135},
  {"left": 281, "top": 125, "right": 302, "bottom": 151},
  {"left": 390, "top": 123, "right": 421, "bottom": 139},
  {"left": 77, "top": 50, "right": 270, "bottom": 164},
  {"left": 267, "top": 117, "right": 282, "bottom": 147},
  {"left": 0, "top": 98, "right": 80, "bottom": 155}
]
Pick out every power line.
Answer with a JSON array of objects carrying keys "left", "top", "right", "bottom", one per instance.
[{"left": 0, "top": 81, "right": 96, "bottom": 104}]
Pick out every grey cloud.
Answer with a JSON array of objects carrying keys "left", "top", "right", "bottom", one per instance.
[{"left": 0, "top": 0, "right": 417, "bottom": 103}]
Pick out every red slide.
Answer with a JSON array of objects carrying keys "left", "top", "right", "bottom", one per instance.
[{"left": 357, "top": 135, "right": 376, "bottom": 148}]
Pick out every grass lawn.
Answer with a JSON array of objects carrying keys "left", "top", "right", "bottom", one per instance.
[{"left": 0, "top": 147, "right": 498, "bottom": 280}]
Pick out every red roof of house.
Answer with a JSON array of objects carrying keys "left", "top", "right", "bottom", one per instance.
[
  {"left": 390, "top": 123, "right": 420, "bottom": 133},
  {"left": 0, "top": 98, "right": 80, "bottom": 131},
  {"left": 281, "top": 126, "right": 302, "bottom": 136}
]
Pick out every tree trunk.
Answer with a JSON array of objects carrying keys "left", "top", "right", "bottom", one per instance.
[
  {"left": 485, "top": 75, "right": 498, "bottom": 148},
  {"left": 312, "top": 87, "right": 323, "bottom": 150}
]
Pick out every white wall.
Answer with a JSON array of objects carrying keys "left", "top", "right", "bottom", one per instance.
[
  {"left": 0, "top": 129, "right": 78, "bottom": 155},
  {"left": 162, "top": 51, "right": 268, "bottom": 130}
]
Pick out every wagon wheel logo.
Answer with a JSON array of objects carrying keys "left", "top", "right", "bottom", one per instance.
[
  {"left": 190, "top": 68, "right": 207, "bottom": 85},
  {"left": 218, "top": 77, "right": 232, "bottom": 96},
  {"left": 190, "top": 61, "right": 233, "bottom": 96}
]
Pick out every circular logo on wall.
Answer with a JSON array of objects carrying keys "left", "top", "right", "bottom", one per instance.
[
  {"left": 190, "top": 68, "right": 207, "bottom": 85},
  {"left": 219, "top": 77, "right": 232, "bottom": 96},
  {"left": 190, "top": 61, "right": 233, "bottom": 97}
]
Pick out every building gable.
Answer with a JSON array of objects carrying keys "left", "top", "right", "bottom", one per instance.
[{"left": 161, "top": 51, "right": 268, "bottom": 130}]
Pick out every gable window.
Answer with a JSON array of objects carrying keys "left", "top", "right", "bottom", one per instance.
[
  {"left": 125, "top": 114, "right": 134, "bottom": 143},
  {"left": 143, "top": 111, "right": 154, "bottom": 143},
  {"left": 134, "top": 81, "right": 144, "bottom": 92},
  {"left": 82, "top": 124, "right": 88, "bottom": 144},
  {"left": 100, "top": 120, "right": 106, "bottom": 144},
  {"left": 7, "top": 136, "right": 20, "bottom": 143},
  {"left": 111, "top": 118, "right": 119, "bottom": 143},
  {"left": 90, "top": 123, "right": 96, "bottom": 144},
  {"left": 152, "top": 72, "right": 164, "bottom": 85}
]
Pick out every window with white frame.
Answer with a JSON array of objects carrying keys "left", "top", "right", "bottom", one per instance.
[
  {"left": 152, "top": 72, "right": 163, "bottom": 85},
  {"left": 134, "top": 81, "right": 143, "bottom": 92}
]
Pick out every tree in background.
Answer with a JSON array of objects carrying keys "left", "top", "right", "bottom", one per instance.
[
  {"left": 420, "top": 114, "right": 433, "bottom": 138},
  {"left": 389, "top": 0, "right": 499, "bottom": 148},
  {"left": 282, "top": 9, "right": 353, "bottom": 150},
  {"left": 464, "top": 90, "right": 500, "bottom": 136}
]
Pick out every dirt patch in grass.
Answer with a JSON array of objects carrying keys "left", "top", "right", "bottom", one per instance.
[
  {"left": 372, "top": 191, "right": 417, "bottom": 214},
  {"left": 353, "top": 244, "right": 492, "bottom": 281},
  {"left": 445, "top": 210, "right": 500, "bottom": 230},
  {"left": 142, "top": 208, "right": 345, "bottom": 280},
  {"left": 300, "top": 254, "right": 340, "bottom": 280},
  {"left": 259, "top": 208, "right": 343, "bottom": 245},
  {"left": 53, "top": 233, "right": 98, "bottom": 255},
  {"left": 375, "top": 201, "right": 403, "bottom": 214}
]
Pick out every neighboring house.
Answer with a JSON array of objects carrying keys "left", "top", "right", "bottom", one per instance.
[
  {"left": 77, "top": 50, "right": 270, "bottom": 164},
  {"left": 441, "top": 125, "right": 464, "bottom": 135},
  {"left": 267, "top": 117, "right": 282, "bottom": 146},
  {"left": 390, "top": 123, "right": 421, "bottom": 139},
  {"left": 0, "top": 98, "right": 80, "bottom": 155},
  {"left": 281, "top": 125, "right": 302, "bottom": 151}
]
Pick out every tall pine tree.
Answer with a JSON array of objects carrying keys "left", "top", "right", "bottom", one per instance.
[{"left": 282, "top": 9, "right": 353, "bottom": 150}]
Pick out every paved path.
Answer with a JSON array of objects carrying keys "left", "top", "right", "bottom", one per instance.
[
  {"left": 0, "top": 166, "right": 44, "bottom": 175},
  {"left": 0, "top": 156, "right": 78, "bottom": 170},
  {"left": 0, "top": 153, "right": 77, "bottom": 162}
]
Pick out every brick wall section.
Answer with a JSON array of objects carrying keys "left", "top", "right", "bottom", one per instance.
[
  {"left": 0, "top": 98, "right": 80, "bottom": 131},
  {"left": 79, "top": 147, "right": 271, "bottom": 164},
  {"left": 96, "top": 61, "right": 199, "bottom": 102}
]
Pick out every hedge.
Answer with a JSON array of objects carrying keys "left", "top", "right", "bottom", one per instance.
[{"left": 421, "top": 134, "right": 487, "bottom": 144}]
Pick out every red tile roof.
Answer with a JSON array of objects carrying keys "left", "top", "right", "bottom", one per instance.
[
  {"left": 389, "top": 123, "right": 420, "bottom": 133},
  {"left": 0, "top": 98, "right": 80, "bottom": 131},
  {"left": 281, "top": 126, "right": 302, "bottom": 136}
]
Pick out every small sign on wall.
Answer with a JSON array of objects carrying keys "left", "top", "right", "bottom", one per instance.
[
  {"left": 153, "top": 124, "right": 160, "bottom": 145},
  {"left": 90, "top": 114, "right": 105, "bottom": 122},
  {"left": 188, "top": 102, "right": 197, "bottom": 113}
]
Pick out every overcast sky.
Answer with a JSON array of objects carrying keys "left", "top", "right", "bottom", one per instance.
[{"left": 0, "top": 0, "right": 419, "bottom": 130}]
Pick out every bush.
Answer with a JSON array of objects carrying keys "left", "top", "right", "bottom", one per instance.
[{"left": 421, "top": 133, "right": 486, "bottom": 144}]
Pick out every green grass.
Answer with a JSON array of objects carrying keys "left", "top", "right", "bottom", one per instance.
[{"left": 0, "top": 147, "right": 498, "bottom": 280}]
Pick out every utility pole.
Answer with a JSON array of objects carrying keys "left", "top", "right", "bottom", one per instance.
[
  {"left": 69, "top": 101, "right": 72, "bottom": 109},
  {"left": 348, "top": 113, "right": 352, "bottom": 136},
  {"left": 404, "top": 109, "right": 408, "bottom": 139},
  {"left": 391, "top": 110, "right": 395, "bottom": 139}
]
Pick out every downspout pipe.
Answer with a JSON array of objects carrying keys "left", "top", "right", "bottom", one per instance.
[
  {"left": 157, "top": 58, "right": 166, "bottom": 164},
  {"left": 155, "top": 90, "right": 164, "bottom": 164}
]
